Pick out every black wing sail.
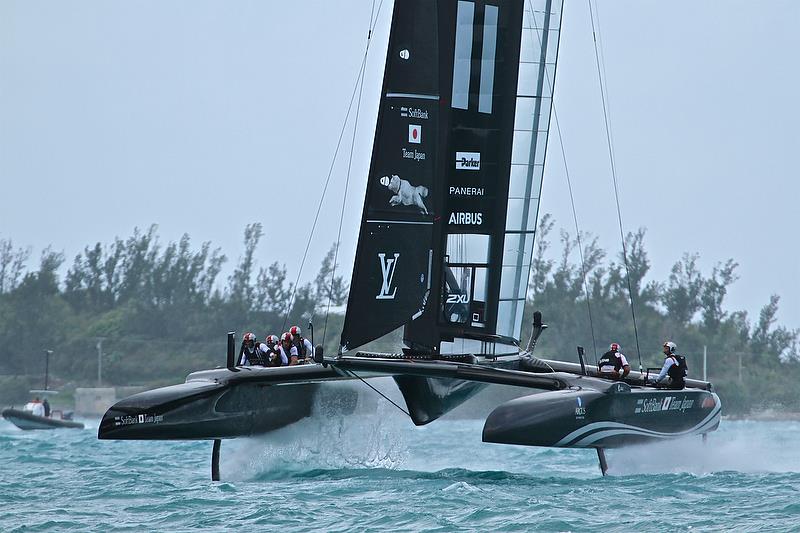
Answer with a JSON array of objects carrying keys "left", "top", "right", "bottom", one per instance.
[
  {"left": 340, "top": 0, "right": 440, "bottom": 352},
  {"left": 342, "top": 0, "right": 563, "bottom": 354}
]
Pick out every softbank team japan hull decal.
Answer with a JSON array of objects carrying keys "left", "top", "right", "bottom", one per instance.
[
  {"left": 455, "top": 151, "right": 481, "bottom": 170},
  {"left": 376, "top": 253, "right": 400, "bottom": 300},
  {"left": 114, "top": 413, "right": 164, "bottom": 427},
  {"left": 555, "top": 401, "right": 722, "bottom": 448},
  {"left": 380, "top": 175, "right": 429, "bottom": 214}
]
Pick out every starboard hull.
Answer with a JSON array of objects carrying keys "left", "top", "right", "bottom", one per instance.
[
  {"left": 2, "top": 409, "right": 85, "bottom": 430},
  {"left": 483, "top": 384, "right": 721, "bottom": 448}
]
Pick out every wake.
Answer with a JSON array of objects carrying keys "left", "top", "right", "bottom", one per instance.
[
  {"left": 608, "top": 419, "right": 800, "bottom": 475},
  {"left": 223, "top": 380, "right": 411, "bottom": 480}
]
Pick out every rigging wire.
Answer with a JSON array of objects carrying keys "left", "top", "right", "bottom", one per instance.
[
  {"left": 587, "top": 0, "right": 643, "bottom": 372},
  {"left": 528, "top": 0, "right": 599, "bottom": 362},
  {"left": 282, "top": 0, "right": 385, "bottom": 333},
  {"left": 322, "top": 0, "right": 384, "bottom": 348},
  {"left": 344, "top": 368, "right": 411, "bottom": 417}
]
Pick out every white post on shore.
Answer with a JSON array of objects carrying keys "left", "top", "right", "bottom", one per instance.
[
  {"left": 96, "top": 338, "right": 105, "bottom": 387},
  {"left": 703, "top": 345, "right": 707, "bottom": 381}
]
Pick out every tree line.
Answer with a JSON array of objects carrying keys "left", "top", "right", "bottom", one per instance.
[
  {"left": 1, "top": 217, "right": 797, "bottom": 413},
  {"left": 0, "top": 223, "right": 348, "bottom": 402}
]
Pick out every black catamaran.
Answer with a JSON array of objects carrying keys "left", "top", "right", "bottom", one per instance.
[{"left": 99, "top": 0, "right": 720, "bottom": 477}]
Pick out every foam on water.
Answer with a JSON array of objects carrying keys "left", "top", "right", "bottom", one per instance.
[
  {"left": 224, "top": 387, "right": 411, "bottom": 479},
  {"left": 609, "top": 419, "right": 800, "bottom": 475}
]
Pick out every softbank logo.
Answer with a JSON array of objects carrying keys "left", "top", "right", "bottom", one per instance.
[
  {"left": 455, "top": 151, "right": 481, "bottom": 170},
  {"left": 376, "top": 253, "right": 400, "bottom": 300}
]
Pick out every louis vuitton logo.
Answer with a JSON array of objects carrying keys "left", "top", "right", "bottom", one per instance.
[{"left": 376, "top": 253, "right": 400, "bottom": 300}]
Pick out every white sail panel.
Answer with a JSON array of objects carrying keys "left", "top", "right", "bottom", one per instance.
[{"left": 497, "top": 0, "right": 563, "bottom": 341}]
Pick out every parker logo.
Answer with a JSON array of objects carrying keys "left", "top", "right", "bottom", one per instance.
[
  {"left": 455, "top": 152, "right": 480, "bottom": 170},
  {"left": 399, "top": 49, "right": 410, "bottom": 60},
  {"left": 376, "top": 253, "right": 400, "bottom": 300},
  {"left": 408, "top": 124, "right": 422, "bottom": 144}
]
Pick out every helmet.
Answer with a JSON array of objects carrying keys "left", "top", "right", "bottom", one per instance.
[
  {"left": 290, "top": 325, "right": 302, "bottom": 337},
  {"left": 243, "top": 332, "right": 256, "bottom": 351},
  {"left": 281, "top": 332, "right": 293, "bottom": 343},
  {"left": 266, "top": 334, "right": 278, "bottom": 345},
  {"left": 663, "top": 341, "right": 677, "bottom": 354},
  {"left": 610, "top": 342, "right": 620, "bottom": 352}
]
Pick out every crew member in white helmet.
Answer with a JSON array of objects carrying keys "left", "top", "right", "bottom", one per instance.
[
  {"left": 238, "top": 332, "right": 269, "bottom": 366},
  {"left": 278, "top": 332, "right": 297, "bottom": 366},
  {"left": 649, "top": 341, "right": 686, "bottom": 390},
  {"left": 289, "top": 325, "right": 313, "bottom": 364}
]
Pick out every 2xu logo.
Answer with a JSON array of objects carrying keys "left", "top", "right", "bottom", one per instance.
[
  {"left": 376, "top": 253, "right": 400, "bottom": 300},
  {"left": 446, "top": 293, "right": 470, "bottom": 304}
]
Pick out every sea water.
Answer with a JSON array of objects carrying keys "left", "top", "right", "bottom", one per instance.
[{"left": 2, "top": 403, "right": 800, "bottom": 532}]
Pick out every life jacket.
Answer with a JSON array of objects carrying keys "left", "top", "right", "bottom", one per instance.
[
  {"left": 598, "top": 350, "right": 623, "bottom": 373},
  {"left": 294, "top": 337, "right": 308, "bottom": 359},
  {"left": 278, "top": 345, "right": 295, "bottom": 365},
  {"left": 264, "top": 344, "right": 278, "bottom": 366},
  {"left": 240, "top": 345, "right": 267, "bottom": 366},
  {"left": 667, "top": 355, "right": 687, "bottom": 381}
]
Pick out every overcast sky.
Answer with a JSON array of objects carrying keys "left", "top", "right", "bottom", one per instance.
[{"left": 1, "top": 1, "right": 798, "bottom": 332}]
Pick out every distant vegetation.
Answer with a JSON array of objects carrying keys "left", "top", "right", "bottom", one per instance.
[
  {"left": 0, "top": 217, "right": 797, "bottom": 414},
  {"left": 0, "top": 223, "right": 349, "bottom": 403}
]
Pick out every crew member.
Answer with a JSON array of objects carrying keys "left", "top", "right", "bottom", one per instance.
[
  {"left": 42, "top": 398, "right": 51, "bottom": 418},
  {"left": 24, "top": 397, "right": 45, "bottom": 417},
  {"left": 239, "top": 332, "right": 268, "bottom": 366},
  {"left": 289, "top": 326, "right": 313, "bottom": 364},
  {"left": 264, "top": 334, "right": 281, "bottom": 366},
  {"left": 279, "top": 332, "right": 298, "bottom": 366},
  {"left": 649, "top": 341, "right": 686, "bottom": 390},
  {"left": 598, "top": 342, "right": 630, "bottom": 379}
]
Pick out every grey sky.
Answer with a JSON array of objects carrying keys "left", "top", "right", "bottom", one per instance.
[{"left": 1, "top": 1, "right": 798, "bottom": 331}]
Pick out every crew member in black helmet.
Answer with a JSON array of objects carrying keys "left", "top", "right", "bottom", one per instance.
[
  {"left": 598, "top": 342, "right": 631, "bottom": 379},
  {"left": 649, "top": 341, "right": 687, "bottom": 390}
]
